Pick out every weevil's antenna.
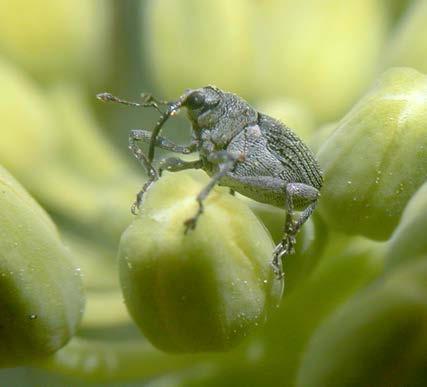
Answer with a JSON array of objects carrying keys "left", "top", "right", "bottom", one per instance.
[
  {"left": 96, "top": 92, "right": 166, "bottom": 114},
  {"left": 148, "top": 99, "right": 183, "bottom": 163}
]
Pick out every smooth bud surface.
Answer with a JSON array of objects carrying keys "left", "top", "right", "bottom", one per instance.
[
  {"left": 0, "top": 166, "right": 84, "bottom": 367},
  {"left": 297, "top": 258, "right": 427, "bottom": 387},
  {"left": 119, "top": 171, "right": 283, "bottom": 353},
  {"left": 386, "top": 182, "right": 427, "bottom": 269},
  {"left": 318, "top": 67, "right": 427, "bottom": 240}
]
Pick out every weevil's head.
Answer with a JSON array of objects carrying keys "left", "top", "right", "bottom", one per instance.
[
  {"left": 180, "top": 86, "right": 223, "bottom": 127},
  {"left": 179, "top": 86, "right": 258, "bottom": 144}
]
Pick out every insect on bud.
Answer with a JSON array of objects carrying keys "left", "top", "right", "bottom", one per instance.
[
  {"left": 119, "top": 171, "right": 283, "bottom": 353},
  {"left": 317, "top": 67, "right": 427, "bottom": 240}
]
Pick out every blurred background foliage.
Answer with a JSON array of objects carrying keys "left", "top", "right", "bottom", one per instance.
[{"left": 0, "top": 0, "right": 427, "bottom": 386}]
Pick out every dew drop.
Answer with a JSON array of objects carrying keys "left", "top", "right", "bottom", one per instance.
[{"left": 29, "top": 314, "right": 37, "bottom": 320}]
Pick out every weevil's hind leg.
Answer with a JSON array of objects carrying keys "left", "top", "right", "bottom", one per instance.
[
  {"left": 128, "top": 133, "right": 159, "bottom": 214},
  {"left": 272, "top": 183, "right": 319, "bottom": 279}
]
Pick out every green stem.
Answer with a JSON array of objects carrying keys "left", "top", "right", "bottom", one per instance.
[
  {"left": 81, "top": 291, "right": 130, "bottom": 328},
  {"left": 34, "top": 337, "right": 213, "bottom": 383}
]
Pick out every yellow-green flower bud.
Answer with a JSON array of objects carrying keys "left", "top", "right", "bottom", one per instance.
[
  {"left": 119, "top": 171, "right": 283, "bottom": 353},
  {"left": 0, "top": 0, "right": 110, "bottom": 82},
  {"left": 297, "top": 258, "right": 427, "bottom": 387},
  {"left": 386, "top": 182, "right": 427, "bottom": 269},
  {"left": 0, "top": 59, "right": 58, "bottom": 179},
  {"left": 317, "top": 67, "right": 427, "bottom": 240},
  {"left": 144, "top": 0, "right": 254, "bottom": 98},
  {"left": 252, "top": 0, "right": 388, "bottom": 122},
  {"left": 385, "top": 0, "right": 427, "bottom": 74},
  {"left": 0, "top": 166, "right": 84, "bottom": 367}
]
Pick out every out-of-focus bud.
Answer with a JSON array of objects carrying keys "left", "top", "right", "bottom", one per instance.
[
  {"left": 386, "top": 182, "right": 427, "bottom": 269},
  {"left": 297, "top": 258, "right": 427, "bottom": 387},
  {"left": 255, "top": 99, "right": 315, "bottom": 142},
  {"left": 0, "top": 58, "right": 59, "bottom": 180},
  {"left": 252, "top": 235, "right": 385, "bottom": 386},
  {"left": 385, "top": 0, "right": 427, "bottom": 74},
  {"left": 0, "top": 65, "right": 138, "bottom": 240},
  {"left": 144, "top": 0, "right": 254, "bottom": 98},
  {"left": 317, "top": 67, "right": 427, "bottom": 240},
  {"left": 0, "top": 0, "right": 110, "bottom": 82},
  {"left": 252, "top": 0, "right": 388, "bottom": 122},
  {"left": 119, "top": 171, "right": 283, "bottom": 353},
  {"left": 144, "top": 0, "right": 387, "bottom": 123},
  {"left": 308, "top": 122, "right": 338, "bottom": 153},
  {"left": 0, "top": 166, "right": 84, "bottom": 367}
]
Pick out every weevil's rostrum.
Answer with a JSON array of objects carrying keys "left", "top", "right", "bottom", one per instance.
[{"left": 97, "top": 86, "right": 323, "bottom": 278}]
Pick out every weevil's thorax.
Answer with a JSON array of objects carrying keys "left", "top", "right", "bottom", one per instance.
[{"left": 185, "top": 87, "right": 258, "bottom": 149}]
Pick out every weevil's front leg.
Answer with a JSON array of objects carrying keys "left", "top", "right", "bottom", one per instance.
[
  {"left": 272, "top": 183, "right": 319, "bottom": 278},
  {"left": 158, "top": 158, "right": 203, "bottom": 176},
  {"left": 130, "top": 129, "right": 198, "bottom": 154},
  {"left": 129, "top": 130, "right": 199, "bottom": 213},
  {"left": 128, "top": 134, "right": 159, "bottom": 214},
  {"left": 184, "top": 151, "right": 243, "bottom": 234}
]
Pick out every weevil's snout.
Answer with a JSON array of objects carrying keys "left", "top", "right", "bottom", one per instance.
[{"left": 182, "top": 86, "right": 221, "bottom": 111}]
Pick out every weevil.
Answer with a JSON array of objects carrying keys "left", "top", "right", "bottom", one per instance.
[{"left": 97, "top": 86, "right": 323, "bottom": 278}]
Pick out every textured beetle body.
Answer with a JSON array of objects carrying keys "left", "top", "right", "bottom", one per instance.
[{"left": 97, "top": 86, "right": 323, "bottom": 278}]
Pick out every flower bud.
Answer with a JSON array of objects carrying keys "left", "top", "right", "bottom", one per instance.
[
  {"left": 317, "top": 67, "right": 427, "bottom": 240},
  {"left": 0, "top": 58, "right": 58, "bottom": 179},
  {"left": 297, "top": 258, "right": 427, "bottom": 387},
  {"left": 386, "top": 182, "right": 427, "bottom": 269},
  {"left": 119, "top": 171, "right": 283, "bottom": 353},
  {"left": 144, "top": 0, "right": 254, "bottom": 98},
  {"left": 0, "top": 166, "right": 84, "bottom": 367},
  {"left": 0, "top": 0, "right": 110, "bottom": 82},
  {"left": 385, "top": 0, "right": 427, "bottom": 74},
  {"left": 251, "top": 0, "right": 388, "bottom": 122},
  {"left": 260, "top": 235, "right": 384, "bottom": 386}
]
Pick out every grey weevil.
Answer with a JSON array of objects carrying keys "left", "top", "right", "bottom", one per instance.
[{"left": 97, "top": 86, "right": 323, "bottom": 279}]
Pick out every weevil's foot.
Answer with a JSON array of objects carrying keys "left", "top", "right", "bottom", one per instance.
[
  {"left": 183, "top": 216, "right": 199, "bottom": 234},
  {"left": 131, "top": 200, "right": 141, "bottom": 215},
  {"left": 273, "top": 234, "right": 297, "bottom": 259},
  {"left": 271, "top": 259, "right": 285, "bottom": 280}
]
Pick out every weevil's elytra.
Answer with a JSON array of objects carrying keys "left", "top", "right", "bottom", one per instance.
[{"left": 96, "top": 86, "right": 323, "bottom": 279}]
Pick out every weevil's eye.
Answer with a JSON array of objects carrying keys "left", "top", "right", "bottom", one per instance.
[{"left": 186, "top": 92, "right": 205, "bottom": 109}]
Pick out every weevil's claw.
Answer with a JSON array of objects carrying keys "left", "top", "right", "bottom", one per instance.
[
  {"left": 271, "top": 233, "right": 298, "bottom": 279},
  {"left": 183, "top": 216, "right": 198, "bottom": 234},
  {"left": 96, "top": 92, "right": 114, "bottom": 102},
  {"left": 131, "top": 201, "right": 140, "bottom": 215},
  {"left": 271, "top": 259, "right": 285, "bottom": 280}
]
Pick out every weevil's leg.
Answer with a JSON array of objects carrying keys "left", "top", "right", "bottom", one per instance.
[
  {"left": 184, "top": 151, "right": 242, "bottom": 234},
  {"left": 140, "top": 93, "right": 168, "bottom": 107},
  {"left": 130, "top": 129, "right": 198, "bottom": 154},
  {"left": 273, "top": 183, "right": 319, "bottom": 278},
  {"left": 158, "top": 158, "right": 203, "bottom": 176},
  {"left": 128, "top": 132, "right": 159, "bottom": 214},
  {"left": 229, "top": 189, "right": 236, "bottom": 196}
]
